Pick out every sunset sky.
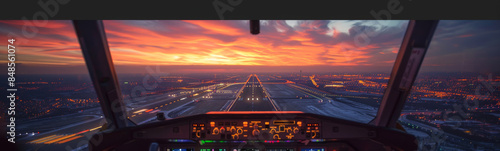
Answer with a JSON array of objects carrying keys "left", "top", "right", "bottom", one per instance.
[{"left": 0, "top": 20, "right": 499, "bottom": 74}]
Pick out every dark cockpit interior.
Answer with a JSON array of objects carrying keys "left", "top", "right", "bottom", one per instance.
[{"left": 70, "top": 20, "right": 439, "bottom": 151}]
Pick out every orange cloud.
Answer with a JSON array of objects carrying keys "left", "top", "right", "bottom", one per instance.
[
  {"left": 183, "top": 20, "right": 245, "bottom": 36},
  {"left": 0, "top": 20, "right": 407, "bottom": 69}
]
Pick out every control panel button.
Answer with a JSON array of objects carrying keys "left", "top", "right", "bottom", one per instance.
[{"left": 252, "top": 129, "right": 260, "bottom": 136}]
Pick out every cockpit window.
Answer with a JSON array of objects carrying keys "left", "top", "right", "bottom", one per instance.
[
  {"left": 2, "top": 20, "right": 499, "bottom": 151},
  {"left": 102, "top": 20, "right": 409, "bottom": 124},
  {"left": 401, "top": 20, "right": 500, "bottom": 150},
  {"left": 0, "top": 21, "right": 106, "bottom": 150}
]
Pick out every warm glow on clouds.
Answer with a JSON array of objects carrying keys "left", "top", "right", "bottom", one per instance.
[
  {"left": 99, "top": 20, "right": 408, "bottom": 67},
  {"left": 0, "top": 20, "right": 410, "bottom": 73},
  {"left": 0, "top": 20, "right": 83, "bottom": 66},
  {"left": 0, "top": 20, "right": 500, "bottom": 74},
  {"left": 183, "top": 20, "right": 246, "bottom": 36},
  {"left": 4, "top": 20, "right": 498, "bottom": 73}
]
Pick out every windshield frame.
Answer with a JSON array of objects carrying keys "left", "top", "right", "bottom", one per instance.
[{"left": 71, "top": 20, "right": 438, "bottom": 130}]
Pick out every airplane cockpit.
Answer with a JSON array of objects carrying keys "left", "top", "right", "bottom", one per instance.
[
  {"left": 70, "top": 20, "right": 439, "bottom": 151},
  {"left": 91, "top": 111, "right": 420, "bottom": 151}
]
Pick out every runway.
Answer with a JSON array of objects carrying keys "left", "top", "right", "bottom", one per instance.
[
  {"left": 19, "top": 74, "right": 380, "bottom": 151},
  {"left": 228, "top": 74, "right": 277, "bottom": 111},
  {"left": 19, "top": 83, "right": 229, "bottom": 151}
]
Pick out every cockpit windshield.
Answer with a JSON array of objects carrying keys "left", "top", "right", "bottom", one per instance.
[
  {"left": 102, "top": 20, "right": 409, "bottom": 124},
  {"left": 1, "top": 20, "right": 499, "bottom": 151}
]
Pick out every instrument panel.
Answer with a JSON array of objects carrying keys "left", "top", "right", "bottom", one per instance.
[
  {"left": 155, "top": 145, "right": 353, "bottom": 151},
  {"left": 191, "top": 119, "right": 320, "bottom": 140},
  {"left": 90, "top": 112, "right": 418, "bottom": 151}
]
